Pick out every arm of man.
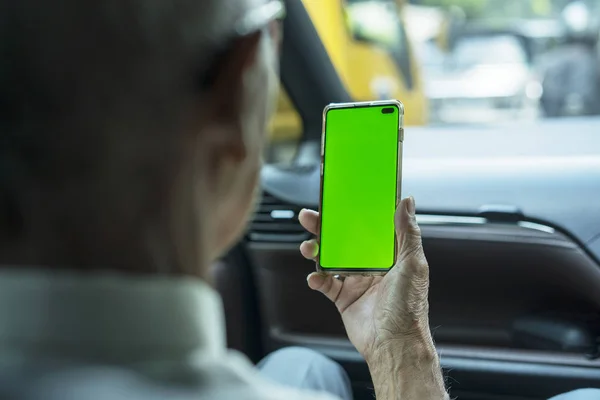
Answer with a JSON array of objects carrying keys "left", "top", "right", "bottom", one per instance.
[
  {"left": 368, "top": 334, "right": 449, "bottom": 400},
  {"left": 299, "top": 197, "right": 450, "bottom": 400}
]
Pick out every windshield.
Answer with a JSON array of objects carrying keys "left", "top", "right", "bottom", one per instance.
[{"left": 268, "top": 0, "right": 600, "bottom": 163}]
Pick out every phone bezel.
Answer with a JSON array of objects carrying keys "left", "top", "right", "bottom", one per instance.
[{"left": 316, "top": 99, "right": 404, "bottom": 276}]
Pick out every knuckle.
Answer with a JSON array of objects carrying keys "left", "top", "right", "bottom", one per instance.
[
  {"left": 409, "top": 219, "right": 422, "bottom": 235},
  {"left": 397, "top": 243, "right": 429, "bottom": 279},
  {"left": 398, "top": 233, "right": 425, "bottom": 263},
  {"left": 320, "top": 276, "right": 334, "bottom": 295}
]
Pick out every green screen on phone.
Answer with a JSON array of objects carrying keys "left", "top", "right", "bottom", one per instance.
[{"left": 319, "top": 103, "right": 400, "bottom": 270}]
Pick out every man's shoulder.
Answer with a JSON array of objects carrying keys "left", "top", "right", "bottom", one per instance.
[{"left": 0, "top": 350, "right": 341, "bottom": 400}]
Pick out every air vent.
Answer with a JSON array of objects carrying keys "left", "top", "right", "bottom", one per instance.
[
  {"left": 247, "top": 192, "right": 311, "bottom": 243},
  {"left": 272, "top": 164, "right": 317, "bottom": 174}
]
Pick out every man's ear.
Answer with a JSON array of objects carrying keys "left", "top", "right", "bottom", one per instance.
[
  {"left": 199, "top": 31, "right": 263, "bottom": 164},
  {"left": 205, "top": 31, "right": 263, "bottom": 124},
  {"left": 197, "top": 31, "right": 263, "bottom": 186}
]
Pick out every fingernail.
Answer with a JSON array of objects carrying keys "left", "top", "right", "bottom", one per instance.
[
  {"left": 312, "top": 242, "right": 319, "bottom": 257},
  {"left": 406, "top": 196, "right": 415, "bottom": 216}
]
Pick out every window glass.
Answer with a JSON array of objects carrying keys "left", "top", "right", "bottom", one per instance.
[
  {"left": 410, "top": 0, "right": 600, "bottom": 123},
  {"left": 267, "top": 87, "right": 303, "bottom": 164}
]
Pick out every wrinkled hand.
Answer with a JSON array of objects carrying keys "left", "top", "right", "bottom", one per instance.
[{"left": 299, "top": 197, "right": 432, "bottom": 363}]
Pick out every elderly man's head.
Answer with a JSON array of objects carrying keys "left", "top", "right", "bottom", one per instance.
[{"left": 0, "top": 0, "right": 282, "bottom": 276}]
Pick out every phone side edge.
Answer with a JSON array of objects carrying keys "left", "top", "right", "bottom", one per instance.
[
  {"left": 394, "top": 136, "right": 404, "bottom": 268},
  {"left": 316, "top": 105, "right": 329, "bottom": 273}
]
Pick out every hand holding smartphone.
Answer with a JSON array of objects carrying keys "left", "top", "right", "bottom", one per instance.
[
  {"left": 301, "top": 106, "right": 444, "bottom": 398},
  {"left": 317, "top": 100, "right": 404, "bottom": 274}
]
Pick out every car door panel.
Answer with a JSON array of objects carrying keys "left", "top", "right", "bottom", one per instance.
[
  {"left": 237, "top": 190, "right": 600, "bottom": 399},
  {"left": 248, "top": 216, "right": 600, "bottom": 346}
]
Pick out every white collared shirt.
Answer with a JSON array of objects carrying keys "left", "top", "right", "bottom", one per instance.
[{"left": 0, "top": 268, "right": 339, "bottom": 400}]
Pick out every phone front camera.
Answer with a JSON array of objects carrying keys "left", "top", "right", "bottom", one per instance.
[{"left": 381, "top": 108, "right": 394, "bottom": 114}]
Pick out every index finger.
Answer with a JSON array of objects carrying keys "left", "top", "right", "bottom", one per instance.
[{"left": 299, "top": 209, "right": 319, "bottom": 235}]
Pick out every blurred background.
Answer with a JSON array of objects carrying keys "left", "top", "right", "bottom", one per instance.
[{"left": 267, "top": 0, "right": 600, "bottom": 163}]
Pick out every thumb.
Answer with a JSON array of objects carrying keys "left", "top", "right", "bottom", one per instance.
[
  {"left": 395, "top": 196, "right": 426, "bottom": 266},
  {"left": 394, "top": 197, "right": 430, "bottom": 319}
]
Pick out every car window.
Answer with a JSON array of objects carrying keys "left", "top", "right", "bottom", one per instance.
[
  {"left": 345, "top": 0, "right": 415, "bottom": 89},
  {"left": 411, "top": 0, "right": 600, "bottom": 124},
  {"left": 267, "top": 87, "right": 303, "bottom": 164},
  {"left": 268, "top": 0, "right": 427, "bottom": 163},
  {"left": 269, "top": 0, "right": 600, "bottom": 161}
]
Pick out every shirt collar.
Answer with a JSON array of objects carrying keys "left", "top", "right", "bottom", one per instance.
[{"left": 0, "top": 268, "right": 226, "bottom": 363}]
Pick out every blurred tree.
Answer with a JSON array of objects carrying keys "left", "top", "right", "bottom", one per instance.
[
  {"left": 418, "top": 0, "right": 486, "bottom": 18},
  {"left": 532, "top": 0, "right": 552, "bottom": 16},
  {"left": 414, "top": 0, "right": 561, "bottom": 19}
]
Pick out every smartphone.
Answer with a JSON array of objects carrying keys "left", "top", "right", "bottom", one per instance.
[{"left": 317, "top": 100, "right": 404, "bottom": 274}]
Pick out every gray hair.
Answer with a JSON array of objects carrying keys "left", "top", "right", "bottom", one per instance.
[{"left": 0, "top": 0, "right": 240, "bottom": 236}]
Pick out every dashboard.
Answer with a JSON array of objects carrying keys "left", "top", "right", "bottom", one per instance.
[{"left": 261, "top": 116, "right": 600, "bottom": 260}]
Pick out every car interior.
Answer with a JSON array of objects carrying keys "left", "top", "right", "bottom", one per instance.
[{"left": 212, "top": 1, "right": 600, "bottom": 399}]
